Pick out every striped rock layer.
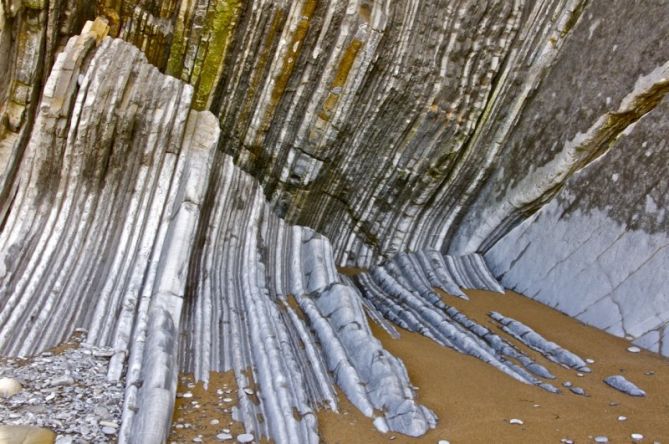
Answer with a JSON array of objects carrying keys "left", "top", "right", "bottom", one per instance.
[
  {"left": 1, "top": 1, "right": 668, "bottom": 355},
  {"left": 0, "top": 0, "right": 668, "bottom": 442}
]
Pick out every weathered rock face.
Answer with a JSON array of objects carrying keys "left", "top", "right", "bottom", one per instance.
[
  {"left": 481, "top": 0, "right": 669, "bottom": 357},
  {"left": 0, "top": 0, "right": 668, "bottom": 442}
]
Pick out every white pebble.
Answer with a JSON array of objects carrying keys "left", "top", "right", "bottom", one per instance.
[
  {"left": 0, "top": 378, "right": 22, "bottom": 398},
  {"left": 618, "top": 416, "right": 627, "bottom": 421},
  {"left": 627, "top": 346, "right": 641, "bottom": 353},
  {"left": 237, "top": 433, "right": 254, "bottom": 443},
  {"left": 243, "top": 388, "right": 254, "bottom": 395},
  {"left": 594, "top": 436, "right": 609, "bottom": 443},
  {"left": 509, "top": 418, "right": 523, "bottom": 425},
  {"left": 438, "top": 441, "right": 450, "bottom": 444},
  {"left": 210, "top": 419, "right": 220, "bottom": 425},
  {"left": 216, "top": 433, "right": 233, "bottom": 441},
  {"left": 223, "top": 397, "right": 233, "bottom": 403},
  {"left": 631, "top": 434, "right": 644, "bottom": 441},
  {"left": 182, "top": 391, "right": 193, "bottom": 398},
  {"left": 586, "top": 358, "right": 595, "bottom": 364}
]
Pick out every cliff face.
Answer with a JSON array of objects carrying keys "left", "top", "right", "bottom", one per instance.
[{"left": 0, "top": 0, "right": 668, "bottom": 442}]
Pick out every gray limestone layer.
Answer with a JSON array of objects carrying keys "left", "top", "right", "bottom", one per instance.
[
  {"left": 0, "top": 25, "right": 436, "bottom": 444},
  {"left": 603, "top": 375, "right": 646, "bottom": 397},
  {"left": 353, "top": 251, "right": 559, "bottom": 392},
  {"left": 0, "top": 0, "right": 668, "bottom": 443},
  {"left": 1, "top": 1, "right": 668, "bottom": 360},
  {"left": 179, "top": 154, "right": 436, "bottom": 441}
]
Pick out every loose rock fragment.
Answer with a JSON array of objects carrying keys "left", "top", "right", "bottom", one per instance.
[
  {"left": 0, "top": 377, "right": 22, "bottom": 397},
  {"left": 603, "top": 375, "right": 646, "bottom": 397}
]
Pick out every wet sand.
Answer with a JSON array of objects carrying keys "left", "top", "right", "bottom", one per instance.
[
  {"left": 169, "top": 372, "right": 262, "bottom": 443},
  {"left": 319, "top": 289, "right": 669, "bottom": 443}
]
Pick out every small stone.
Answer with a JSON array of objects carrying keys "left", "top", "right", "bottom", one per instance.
[
  {"left": 182, "top": 391, "right": 193, "bottom": 398},
  {"left": 223, "top": 397, "right": 233, "bottom": 403},
  {"left": 563, "top": 381, "right": 573, "bottom": 387},
  {"left": 217, "top": 433, "right": 233, "bottom": 441},
  {"left": 576, "top": 372, "right": 584, "bottom": 377},
  {"left": 631, "top": 433, "right": 643, "bottom": 441},
  {"left": 618, "top": 416, "right": 627, "bottom": 421},
  {"left": 644, "top": 370, "right": 655, "bottom": 376},
  {"left": 210, "top": 419, "right": 220, "bottom": 425},
  {"left": 438, "top": 441, "right": 450, "bottom": 444},
  {"left": 222, "top": 428, "right": 231, "bottom": 433},
  {"left": 627, "top": 346, "right": 641, "bottom": 353},
  {"left": 243, "top": 388, "right": 254, "bottom": 395},
  {"left": 49, "top": 375, "right": 75, "bottom": 387},
  {"left": 586, "top": 358, "right": 595, "bottom": 364},
  {"left": 193, "top": 438, "right": 203, "bottom": 443},
  {"left": 560, "top": 440, "right": 574, "bottom": 444},
  {"left": 0, "top": 378, "right": 22, "bottom": 397},
  {"left": 509, "top": 418, "right": 523, "bottom": 425},
  {"left": 594, "top": 436, "right": 608, "bottom": 443},
  {"left": 101, "top": 427, "right": 117, "bottom": 435},
  {"left": 237, "top": 433, "right": 254, "bottom": 443},
  {"left": 569, "top": 386, "right": 586, "bottom": 396},
  {"left": 99, "top": 421, "right": 118, "bottom": 428}
]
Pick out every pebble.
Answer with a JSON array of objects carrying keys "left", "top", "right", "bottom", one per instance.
[
  {"left": 99, "top": 420, "right": 117, "bottom": 428},
  {"left": 627, "top": 346, "right": 641, "bottom": 353},
  {"left": 509, "top": 418, "right": 523, "bottom": 425},
  {"left": 243, "top": 388, "right": 254, "bottom": 395},
  {"left": 618, "top": 416, "right": 627, "bottom": 421},
  {"left": 438, "top": 441, "right": 450, "bottom": 444},
  {"left": 563, "top": 381, "right": 573, "bottom": 388},
  {"left": 569, "top": 386, "right": 586, "bottom": 396},
  {"left": 223, "top": 397, "right": 233, "bottom": 403},
  {"left": 586, "top": 358, "right": 595, "bottom": 364},
  {"left": 217, "top": 433, "right": 233, "bottom": 441},
  {"left": 560, "top": 439, "right": 574, "bottom": 444},
  {"left": 101, "top": 427, "right": 117, "bottom": 435},
  {"left": 0, "top": 377, "right": 22, "bottom": 397},
  {"left": 193, "top": 437, "right": 203, "bottom": 443},
  {"left": 594, "top": 436, "right": 609, "bottom": 443},
  {"left": 237, "top": 433, "right": 254, "bottom": 443},
  {"left": 182, "top": 391, "right": 193, "bottom": 398},
  {"left": 576, "top": 372, "right": 584, "bottom": 377},
  {"left": 210, "top": 419, "right": 220, "bottom": 425},
  {"left": 49, "top": 375, "right": 75, "bottom": 387},
  {"left": 631, "top": 433, "right": 644, "bottom": 441}
]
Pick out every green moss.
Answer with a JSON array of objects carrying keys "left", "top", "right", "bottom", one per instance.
[
  {"left": 192, "top": 0, "right": 242, "bottom": 110},
  {"left": 258, "top": 0, "right": 316, "bottom": 132}
]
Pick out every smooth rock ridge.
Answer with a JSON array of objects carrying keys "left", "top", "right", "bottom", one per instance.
[
  {"left": 179, "top": 153, "right": 437, "bottom": 442},
  {"left": 353, "top": 250, "right": 559, "bottom": 392}
]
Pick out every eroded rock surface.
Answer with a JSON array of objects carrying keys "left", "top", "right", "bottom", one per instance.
[{"left": 0, "top": 0, "right": 668, "bottom": 443}]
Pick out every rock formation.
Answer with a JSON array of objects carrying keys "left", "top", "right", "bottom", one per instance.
[{"left": 0, "top": 0, "right": 668, "bottom": 442}]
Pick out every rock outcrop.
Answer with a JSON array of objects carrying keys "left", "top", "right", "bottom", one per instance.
[{"left": 0, "top": 0, "right": 668, "bottom": 442}]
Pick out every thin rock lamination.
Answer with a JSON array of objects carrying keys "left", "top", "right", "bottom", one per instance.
[
  {"left": 353, "top": 250, "right": 560, "bottom": 392},
  {"left": 180, "top": 153, "right": 436, "bottom": 442},
  {"left": 0, "top": 25, "right": 436, "bottom": 444}
]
